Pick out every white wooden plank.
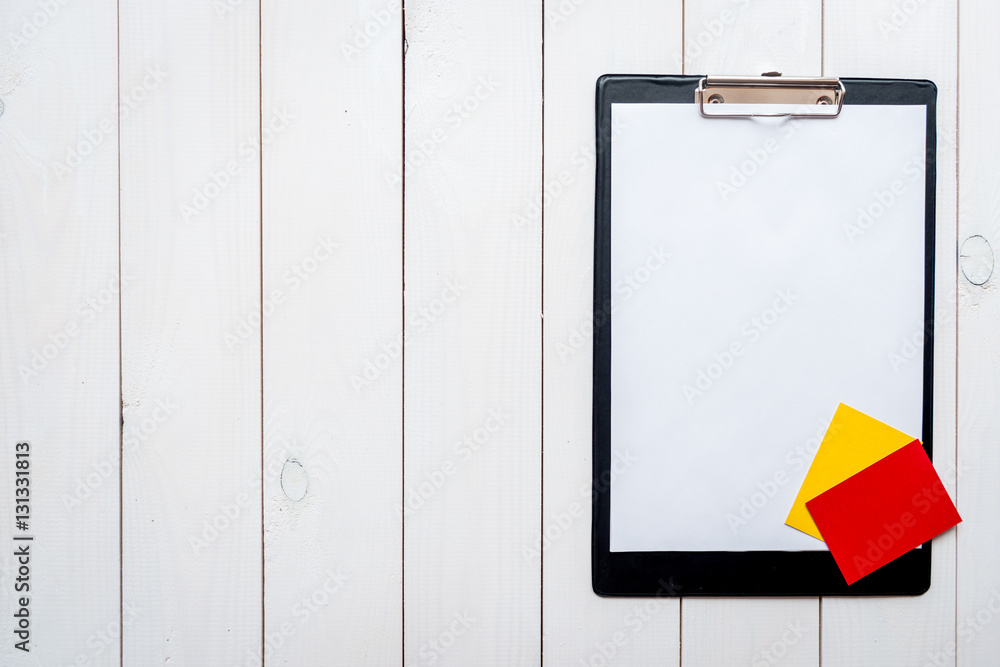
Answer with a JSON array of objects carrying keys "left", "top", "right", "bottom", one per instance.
[
  {"left": 119, "top": 1, "right": 262, "bottom": 663},
  {"left": 403, "top": 1, "right": 541, "bottom": 663},
  {"left": 684, "top": 603, "right": 819, "bottom": 667},
  {"left": 683, "top": 0, "right": 822, "bottom": 76},
  {"left": 823, "top": 3, "right": 958, "bottom": 665},
  {"left": 957, "top": 1, "right": 1000, "bottom": 664},
  {"left": 542, "top": 2, "right": 683, "bottom": 666},
  {"left": 0, "top": 1, "right": 120, "bottom": 663},
  {"left": 680, "top": 2, "right": 822, "bottom": 664},
  {"left": 260, "top": 0, "right": 402, "bottom": 663}
]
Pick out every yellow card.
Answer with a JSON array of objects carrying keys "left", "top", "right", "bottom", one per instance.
[{"left": 785, "top": 403, "right": 917, "bottom": 540}]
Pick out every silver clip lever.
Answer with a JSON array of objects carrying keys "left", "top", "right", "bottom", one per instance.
[{"left": 696, "top": 75, "right": 846, "bottom": 118}]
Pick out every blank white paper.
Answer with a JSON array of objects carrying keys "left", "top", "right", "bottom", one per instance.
[{"left": 610, "top": 102, "right": 927, "bottom": 552}]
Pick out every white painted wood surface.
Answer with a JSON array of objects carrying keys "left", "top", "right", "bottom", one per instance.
[
  {"left": 543, "top": 2, "right": 683, "bottom": 665},
  {"left": 684, "top": 0, "right": 822, "bottom": 77},
  {"left": 403, "top": 1, "right": 541, "bottom": 664},
  {"left": 957, "top": 2, "right": 1000, "bottom": 666},
  {"left": 0, "top": 1, "right": 120, "bottom": 665},
  {"left": 119, "top": 0, "right": 262, "bottom": 663},
  {"left": 261, "top": 0, "right": 402, "bottom": 664},
  {"left": 1, "top": 1, "right": 996, "bottom": 665}
]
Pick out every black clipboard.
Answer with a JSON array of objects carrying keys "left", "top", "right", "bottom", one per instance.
[{"left": 592, "top": 75, "right": 937, "bottom": 597}]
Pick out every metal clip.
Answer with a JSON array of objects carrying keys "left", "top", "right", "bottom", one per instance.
[{"left": 696, "top": 75, "right": 846, "bottom": 118}]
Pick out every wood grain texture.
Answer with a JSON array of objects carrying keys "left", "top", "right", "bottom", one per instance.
[
  {"left": 0, "top": 2, "right": 992, "bottom": 664},
  {"left": 957, "top": 1, "right": 1000, "bottom": 664},
  {"left": 680, "top": 2, "right": 822, "bottom": 664},
  {"left": 823, "top": 2, "right": 959, "bottom": 665},
  {"left": 119, "top": 1, "right": 262, "bottom": 663},
  {"left": 260, "top": 0, "right": 403, "bottom": 663},
  {"left": 403, "top": 1, "right": 541, "bottom": 664},
  {"left": 0, "top": 1, "right": 120, "bottom": 664},
  {"left": 683, "top": 0, "right": 821, "bottom": 77},
  {"left": 542, "top": 2, "right": 683, "bottom": 666}
]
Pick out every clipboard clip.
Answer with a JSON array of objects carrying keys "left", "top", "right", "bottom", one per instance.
[{"left": 696, "top": 75, "right": 846, "bottom": 118}]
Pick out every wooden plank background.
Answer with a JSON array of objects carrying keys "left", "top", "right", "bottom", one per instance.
[{"left": 0, "top": 0, "right": 995, "bottom": 665}]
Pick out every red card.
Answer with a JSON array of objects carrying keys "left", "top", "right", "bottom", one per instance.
[{"left": 806, "top": 440, "right": 961, "bottom": 585}]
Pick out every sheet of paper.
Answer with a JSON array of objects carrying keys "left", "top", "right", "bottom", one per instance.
[
  {"left": 785, "top": 403, "right": 917, "bottom": 540},
  {"left": 610, "top": 102, "right": 927, "bottom": 552},
  {"left": 806, "top": 441, "right": 961, "bottom": 584}
]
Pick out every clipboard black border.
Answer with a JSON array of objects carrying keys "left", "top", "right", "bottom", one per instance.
[{"left": 592, "top": 75, "right": 938, "bottom": 597}]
